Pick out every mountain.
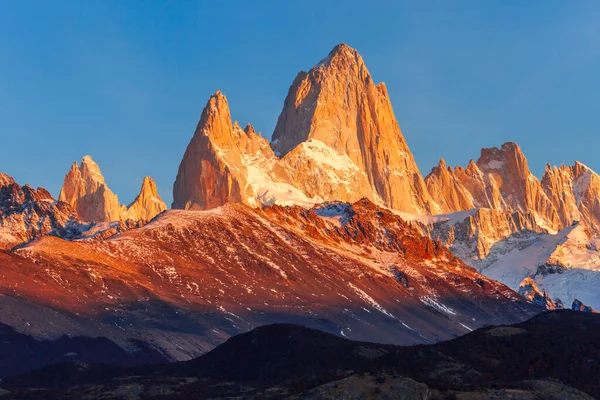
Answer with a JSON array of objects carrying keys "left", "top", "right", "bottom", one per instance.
[
  {"left": 168, "top": 44, "right": 600, "bottom": 313},
  {"left": 542, "top": 161, "right": 600, "bottom": 232},
  {"left": 423, "top": 144, "right": 600, "bottom": 257},
  {"left": 572, "top": 298, "right": 598, "bottom": 313},
  {"left": 271, "top": 44, "right": 437, "bottom": 214},
  {"left": 59, "top": 156, "right": 166, "bottom": 222},
  {"left": 126, "top": 176, "right": 167, "bottom": 221},
  {"left": 518, "top": 277, "right": 559, "bottom": 310},
  {"left": 426, "top": 142, "right": 557, "bottom": 227},
  {"left": 0, "top": 199, "right": 539, "bottom": 376},
  {"left": 173, "top": 44, "right": 437, "bottom": 214},
  {"left": 2, "top": 311, "right": 598, "bottom": 399},
  {"left": 3, "top": 42, "right": 600, "bottom": 387},
  {"left": 414, "top": 143, "right": 600, "bottom": 309},
  {"left": 0, "top": 174, "right": 78, "bottom": 250}
]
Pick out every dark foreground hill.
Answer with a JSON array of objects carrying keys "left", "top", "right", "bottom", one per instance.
[{"left": 1, "top": 310, "right": 598, "bottom": 399}]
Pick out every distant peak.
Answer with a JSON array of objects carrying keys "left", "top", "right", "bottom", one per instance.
[
  {"left": 329, "top": 43, "right": 357, "bottom": 56},
  {"left": 466, "top": 159, "right": 480, "bottom": 174},
  {"left": 501, "top": 142, "right": 520, "bottom": 151},
  {"left": 438, "top": 158, "right": 447, "bottom": 169},
  {"left": 477, "top": 141, "right": 529, "bottom": 174},
  {"left": 0, "top": 173, "right": 15, "bottom": 187},
  {"left": 207, "top": 90, "right": 228, "bottom": 109},
  {"left": 574, "top": 161, "right": 591, "bottom": 171},
  {"left": 316, "top": 43, "right": 364, "bottom": 70},
  {"left": 141, "top": 176, "right": 156, "bottom": 189},
  {"left": 244, "top": 123, "right": 257, "bottom": 136},
  {"left": 81, "top": 155, "right": 95, "bottom": 164},
  {"left": 480, "top": 142, "right": 522, "bottom": 159},
  {"left": 137, "top": 176, "right": 161, "bottom": 199}
]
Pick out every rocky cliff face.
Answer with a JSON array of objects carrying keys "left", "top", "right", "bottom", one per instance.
[
  {"left": 518, "top": 277, "right": 557, "bottom": 310},
  {"left": 542, "top": 162, "right": 600, "bottom": 233},
  {"left": 125, "top": 177, "right": 167, "bottom": 221},
  {"left": 59, "top": 156, "right": 123, "bottom": 222},
  {"left": 172, "top": 91, "right": 252, "bottom": 210},
  {"left": 426, "top": 143, "right": 558, "bottom": 228},
  {"left": 422, "top": 143, "right": 600, "bottom": 263},
  {"left": 173, "top": 44, "right": 437, "bottom": 214},
  {"left": 271, "top": 44, "right": 437, "bottom": 214},
  {"left": 60, "top": 156, "right": 166, "bottom": 222},
  {"left": 0, "top": 174, "right": 78, "bottom": 249}
]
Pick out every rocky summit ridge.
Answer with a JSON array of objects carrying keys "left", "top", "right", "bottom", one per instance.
[
  {"left": 172, "top": 44, "right": 600, "bottom": 242},
  {"left": 0, "top": 174, "right": 78, "bottom": 250},
  {"left": 173, "top": 44, "right": 438, "bottom": 214},
  {"left": 59, "top": 155, "right": 166, "bottom": 222}
]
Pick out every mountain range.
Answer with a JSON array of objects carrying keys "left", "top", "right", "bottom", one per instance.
[{"left": 1, "top": 43, "right": 599, "bottom": 378}]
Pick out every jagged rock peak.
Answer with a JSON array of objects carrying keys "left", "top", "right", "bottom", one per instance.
[
  {"left": 518, "top": 277, "right": 556, "bottom": 310},
  {"left": 465, "top": 159, "right": 480, "bottom": 174},
  {"left": 195, "top": 90, "right": 239, "bottom": 151},
  {"left": 80, "top": 155, "right": 106, "bottom": 184},
  {"left": 0, "top": 174, "right": 78, "bottom": 249},
  {"left": 573, "top": 161, "right": 592, "bottom": 176},
  {"left": 270, "top": 43, "right": 437, "bottom": 214},
  {"left": 477, "top": 142, "right": 530, "bottom": 176},
  {"left": 271, "top": 43, "right": 374, "bottom": 157},
  {"left": 60, "top": 156, "right": 165, "bottom": 223},
  {"left": 59, "top": 155, "right": 121, "bottom": 222},
  {"left": 126, "top": 176, "right": 167, "bottom": 221},
  {"left": 172, "top": 90, "right": 249, "bottom": 210},
  {"left": 244, "top": 123, "right": 257, "bottom": 136},
  {"left": 0, "top": 173, "right": 15, "bottom": 187},
  {"left": 438, "top": 158, "right": 447, "bottom": 170},
  {"left": 316, "top": 43, "right": 366, "bottom": 71}
]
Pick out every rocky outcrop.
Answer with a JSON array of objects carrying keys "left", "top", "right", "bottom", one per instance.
[
  {"left": 60, "top": 156, "right": 166, "bottom": 222},
  {"left": 572, "top": 299, "right": 598, "bottom": 313},
  {"left": 421, "top": 143, "right": 600, "bottom": 263},
  {"left": 519, "top": 277, "right": 557, "bottom": 310},
  {"left": 172, "top": 92, "right": 253, "bottom": 210},
  {"left": 542, "top": 162, "right": 600, "bottom": 233},
  {"left": 0, "top": 174, "right": 78, "bottom": 249},
  {"left": 173, "top": 44, "right": 437, "bottom": 214},
  {"left": 425, "top": 158, "right": 475, "bottom": 212},
  {"left": 271, "top": 44, "right": 437, "bottom": 214},
  {"left": 125, "top": 177, "right": 167, "bottom": 221},
  {"left": 426, "top": 143, "right": 559, "bottom": 229},
  {"left": 59, "top": 156, "right": 122, "bottom": 222}
]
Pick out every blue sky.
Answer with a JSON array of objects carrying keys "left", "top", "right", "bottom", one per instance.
[{"left": 1, "top": 1, "right": 599, "bottom": 205}]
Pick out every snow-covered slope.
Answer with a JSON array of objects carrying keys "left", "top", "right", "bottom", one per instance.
[
  {"left": 454, "top": 222, "right": 600, "bottom": 309},
  {"left": 0, "top": 174, "right": 79, "bottom": 250},
  {"left": 2, "top": 199, "right": 538, "bottom": 363}
]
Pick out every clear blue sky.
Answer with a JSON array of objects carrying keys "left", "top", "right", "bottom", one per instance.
[{"left": 1, "top": 1, "right": 599, "bottom": 206}]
